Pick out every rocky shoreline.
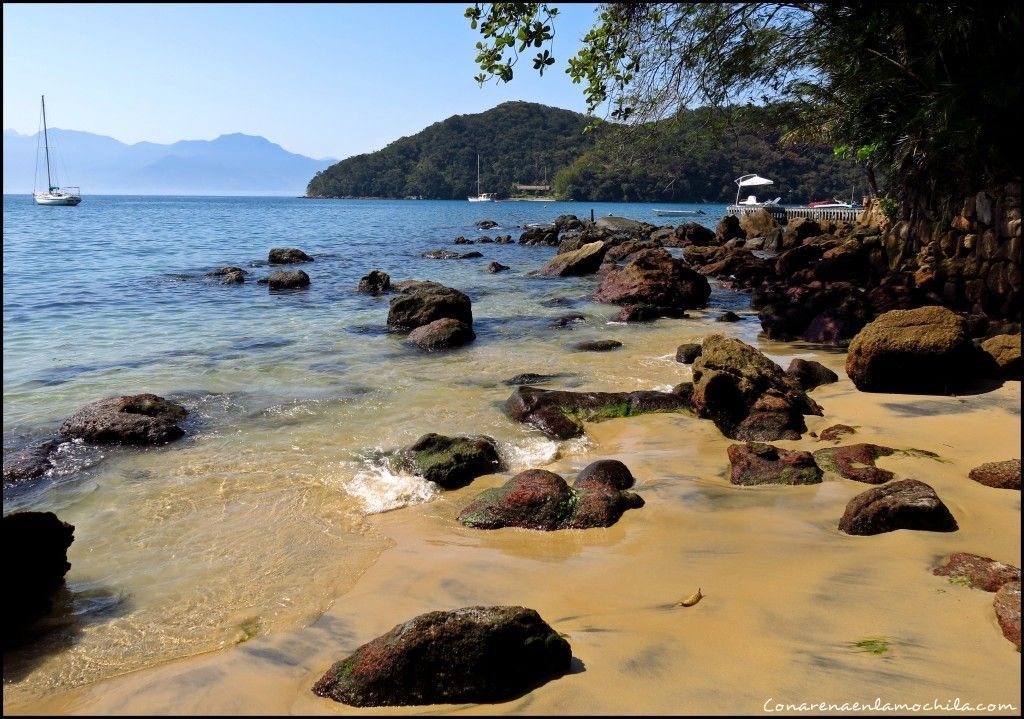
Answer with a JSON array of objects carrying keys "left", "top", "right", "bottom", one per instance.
[{"left": 3, "top": 196, "right": 1020, "bottom": 710}]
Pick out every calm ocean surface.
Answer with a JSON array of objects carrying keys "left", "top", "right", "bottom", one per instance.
[{"left": 3, "top": 194, "right": 741, "bottom": 697}]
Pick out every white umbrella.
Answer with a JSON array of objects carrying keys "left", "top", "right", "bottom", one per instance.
[{"left": 734, "top": 174, "right": 774, "bottom": 205}]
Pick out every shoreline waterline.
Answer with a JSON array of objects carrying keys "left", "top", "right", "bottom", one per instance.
[{"left": 3, "top": 197, "right": 1019, "bottom": 714}]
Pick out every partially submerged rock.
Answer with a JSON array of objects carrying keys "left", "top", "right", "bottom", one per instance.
[
  {"left": 267, "top": 269, "right": 310, "bottom": 290},
  {"left": 387, "top": 283, "right": 472, "bottom": 331},
  {"left": 933, "top": 552, "right": 1021, "bottom": 591},
  {"left": 407, "top": 318, "right": 475, "bottom": 351},
  {"left": 3, "top": 439, "right": 59, "bottom": 486},
  {"left": 727, "top": 442, "right": 823, "bottom": 486},
  {"left": 393, "top": 433, "right": 502, "bottom": 489},
  {"left": 268, "top": 247, "right": 313, "bottom": 264},
  {"left": 967, "top": 459, "right": 1021, "bottom": 490},
  {"left": 571, "top": 339, "right": 622, "bottom": 352},
  {"left": 312, "top": 606, "right": 571, "bottom": 706},
  {"left": 505, "top": 386, "right": 691, "bottom": 440},
  {"left": 59, "top": 393, "right": 187, "bottom": 445},
  {"left": 458, "top": 463, "right": 644, "bottom": 530},
  {"left": 690, "top": 335, "right": 822, "bottom": 440},
  {"left": 4, "top": 511, "right": 75, "bottom": 644},
  {"left": 486, "top": 261, "right": 510, "bottom": 273},
  {"left": 813, "top": 444, "right": 896, "bottom": 484},
  {"left": 845, "top": 306, "right": 978, "bottom": 393},
  {"left": 993, "top": 581, "right": 1021, "bottom": 651},
  {"left": 675, "top": 343, "right": 702, "bottom": 364},
  {"left": 422, "top": 249, "right": 483, "bottom": 260},
  {"left": 357, "top": 270, "right": 391, "bottom": 295},
  {"left": 206, "top": 266, "right": 248, "bottom": 284},
  {"left": 838, "top": 479, "right": 958, "bottom": 535}
]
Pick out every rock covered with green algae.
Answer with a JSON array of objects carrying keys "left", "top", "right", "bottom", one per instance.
[
  {"left": 933, "top": 552, "right": 1021, "bottom": 592},
  {"left": 458, "top": 461, "right": 644, "bottom": 530},
  {"left": 690, "top": 334, "right": 822, "bottom": 441},
  {"left": 504, "top": 385, "right": 692, "bottom": 440},
  {"left": 813, "top": 443, "right": 897, "bottom": 484},
  {"left": 393, "top": 433, "right": 502, "bottom": 490},
  {"left": 726, "top": 442, "right": 823, "bottom": 486},
  {"left": 312, "top": 606, "right": 572, "bottom": 706}
]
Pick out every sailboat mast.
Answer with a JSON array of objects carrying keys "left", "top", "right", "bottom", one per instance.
[
  {"left": 41, "top": 95, "right": 53, "bottom": 191},
  {"left": 477, "top": 154, "right": 481, "bottom": 196}
]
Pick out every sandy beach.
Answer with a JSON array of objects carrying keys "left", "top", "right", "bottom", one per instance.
[{"left": 6, "top": 329, "right": 1020, "bottom": 716}]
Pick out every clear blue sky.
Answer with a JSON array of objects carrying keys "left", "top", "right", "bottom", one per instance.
[{"left": 3, "top": 3, "right": 601, "bottom": 160}]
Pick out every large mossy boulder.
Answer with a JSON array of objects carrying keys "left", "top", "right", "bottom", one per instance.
[
  {"left": 387, "top": 283, "right": 473, "bottom": 331},
  {"left": 504, "top": 385, "right": 692, "bottom": 440},
  {"left": 393, "top": 433, "right": 502, "bottom": 489},
  {"left": 458, "top": 463, "right": 644, "bottom": 530},
  {"left": 739, "top": 208, "right": 778, "bottom": 239},
  {"left": 59, "top": 393, "right": 187, "bottom": 445},
  {"left": 838, "top": 479, "right": 958, "bottom": 535},
  {"left": 592, "top": 249, "right": 710, "bottom": 310},
  {"left": 313, "top": 606, "right": 571, "bottom": 706},
  {"left": 4, "top": 511, "right": 75, "bottom": 644},
  {"left": 727, "top": 442, "right": 822, "bottom": 486},
  {"left": 845, "top": 306, "right": 977, "bottom": 393},
  {"left": 690, "top": 335, "right": 822, "bottom": 440}
]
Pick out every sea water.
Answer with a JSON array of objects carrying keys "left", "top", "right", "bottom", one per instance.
[{"left": 3, "top": 195, "right": 737, "bottom": 696}]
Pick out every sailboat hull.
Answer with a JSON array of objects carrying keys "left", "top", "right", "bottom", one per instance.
[{"left": 34, "top": 193, "right": 82, "bottom": 206}]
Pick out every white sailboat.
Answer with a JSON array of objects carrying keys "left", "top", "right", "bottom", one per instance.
[
  {"left": 467, "top": 154, "right": 494, "bottom": 202},
  {"left": 33, "top": 95, "right": 81, "bottom": 206}
]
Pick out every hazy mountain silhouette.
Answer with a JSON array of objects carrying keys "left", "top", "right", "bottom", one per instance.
[{"left": 3, "top": 128, "right": 335, "bottom": 195}]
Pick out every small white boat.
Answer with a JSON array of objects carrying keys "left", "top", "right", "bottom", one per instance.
[
  {"left": 33, "top": 95, "right": 81, "bottom": 206},
  {"left": 467, "top": 154, "right": 495, "bottom": 202},
  {"left": 733, "top": 173, "right": 775, "bottom": 207},
  {"left": 653, "top": 208, "right": 706, "bottom": 217}
]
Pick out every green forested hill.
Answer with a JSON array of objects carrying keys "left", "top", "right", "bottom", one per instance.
[
  {"left": 306, "top": 101, "right": 594, "bottom": 199},
  {"left": 306, "top": 101, "right": 863, "bottom": 203}
]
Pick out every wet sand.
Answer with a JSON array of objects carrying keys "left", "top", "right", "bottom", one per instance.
[{"left": 5, "top": 331, "right": 1019, "bottom": 716}]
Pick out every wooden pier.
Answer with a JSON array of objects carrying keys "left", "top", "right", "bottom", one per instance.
[{"left": 728, "top": 204, "right": 863, "bottom": 225}]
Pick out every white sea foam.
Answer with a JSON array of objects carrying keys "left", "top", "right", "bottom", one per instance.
[
  {"left": 340, "top": 460, "right": 441, "bottom": 515},
  {"left": 498, "top": 435, "right": 594, "bottom": 471}
]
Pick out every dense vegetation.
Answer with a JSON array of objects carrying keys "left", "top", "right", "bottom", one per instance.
[
  {"left": 551, "top": 104, "right": 861, "bottom": 203},
  {"left": 467, "top": 2, "right": 1022, "bottom": 218},
  {"left": 307, "top": 100, "right": 859, "bottom": 202},
  {"left": 306, "top": 101, "right": 594, "bottom": 199}
]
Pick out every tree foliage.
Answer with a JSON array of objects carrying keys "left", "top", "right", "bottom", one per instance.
[{"left": 467, "top": 2, "right": 1022, "bottom": 216}]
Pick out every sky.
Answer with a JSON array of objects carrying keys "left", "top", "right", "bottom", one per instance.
[{"left": 3, "top": 3, "right": 601, "bottom": 161}]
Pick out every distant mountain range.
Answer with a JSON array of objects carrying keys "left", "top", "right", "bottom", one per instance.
[{"left": 2, "top": 129, "right": 335, "bottom": 195}]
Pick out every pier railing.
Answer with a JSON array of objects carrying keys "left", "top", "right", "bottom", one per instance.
[{"left": 727, "top": 204, "right": 863, "bottom": 224}]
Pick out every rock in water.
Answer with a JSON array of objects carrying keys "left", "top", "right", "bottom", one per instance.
[
  {"left": 727, "top": 442, "right": 823, "bottom": 485},
  {"left": 675, "top": 343, "right": 702, "bottom": 364},
  {"left": 458, "top": 464, "right": 644, "bottom": 530},
  {"left": 813, "top": 444, "right": 896, "bottom": 484},
  {"left": 838, "top": 479, "right": 958, "bottom": 535},
  {"left": 845, "top": 306, "right": 977, "bottom": 393},
  {"left": 3, "top": 439, "right": 59, "bottom": 486},
  {"left": 4, "top": 511, "right": 75, "bottom": 644},
  {"left": 387, "top": 283, "right": 472, "bottom": 331},
  {"left": 533, "top": 241, "right": 607, "bottom": 277},
  {"left": 394, "top": 433, "right": 502, "bottom": 489},
  {"left": 268, "top": 247, "right": 313, "bottom": 264},
  {"left": 59, "top": 393, "right": 187, "bottom": 445},
  {"left": 267, "top": 269, "right": 311, "bottom": 289},
  {"left": 357, "top": 270, "right": 390, "bottom": 294},
  {"left": 312, "top": 606, "right": 571, "bottom": 706},
  {"left": 407, "top": 318, "right": 475, "bottom": 351},
  {"left": 593, "top": 249, "right": 710, "bottom": 310}
]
